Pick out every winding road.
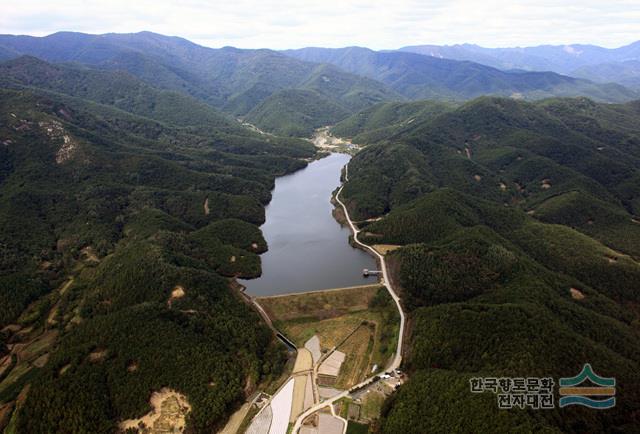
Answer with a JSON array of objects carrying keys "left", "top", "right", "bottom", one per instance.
[{"left": 291, "top": 162, "right": 406, "bottom": 433}]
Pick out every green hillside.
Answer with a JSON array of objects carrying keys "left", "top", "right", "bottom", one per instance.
[
  {"left": 339, "top": 96, "right": 640, "bottom": 433},
  {"left": 331, "top": 100, "right": 456, "bottom": 143},
  {"left": 245, "top": 88, "right": 350, "bottom": 137},
  {"left": 0, "top": 56, "right": 241, "bottom": 132},
  {"left": 0, "top": 78, "right": 314, "bottom": 432}
]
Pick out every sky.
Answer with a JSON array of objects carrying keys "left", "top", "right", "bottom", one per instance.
[{"left": 1, "top": 0, "right": 639, "bottom": 50}]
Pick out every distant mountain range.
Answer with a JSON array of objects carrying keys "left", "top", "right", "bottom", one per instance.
[
  {"left": 398, "top": 41, "right": 640, "bottom": 87},
  {"left": 282, "top": 46, "right": 637, "bottom": 102},
  {"left": 1, "top": 32, "right": 639, "bottom": 138},
  {"left": 571, "top": 59, "right": 640, "bottom": 88},
  {"left": 0, "top": 32, "right": 398, "bottom": 121}
]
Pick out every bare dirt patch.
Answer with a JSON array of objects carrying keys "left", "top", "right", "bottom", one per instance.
[
  {"left": 119, "top": 389, "right": 191, "bottom": 434},
  {"left": 362, "top": 232, "right": 382, "bottom": 239},
  {"left": 0, "top": 402, "right": 14, "bottom": 431},
  {"left": 605, "top": 255, "right": 619, "bottom": 264},
  {"left": 293, "top": 348, "right": 313, "bottom": 374},
  {"left": 167, "top": 285, "right": 186, "bottom": 308},
  {"left": 59, "top": 278, "right": 74, "bottom": 295},
  {"left": 88, "top": 349, "right": 108, "bottom": 363},
  {"left": 32, "top": 353, "right": 49, "bottom": 368},
  {"left": 1, "top": 324, "right": 21, "bottom": 334},
  {"left": 47, "top": 303, "right": 60, "bottom": 327},
  {"left": 0, "top": 356, "right": 12, "bottom": 378},
  {"left": 80, "top": 246, "right": 100, "bottom": 264},
  {"left": 372, "top": 245, "right": 401, "bottom": 255},
  {"left": 59, "top": 364, "right": 71, "bottom": 376},
  {"left": 291, "top": 374, "right": 310, "bottom": 423},
  {"left": 312, "top": 129, "right": 338, "bottom": 148},
  {"left": 40, "top": 120, "right": 79, "bottom": 164},
  {"left": 570, "top": 288, "right": 585, "bottom": 300}
]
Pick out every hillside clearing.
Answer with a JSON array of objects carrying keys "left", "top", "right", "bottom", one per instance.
[{"left": 119, "top": 389, "right": 191, "bottom": 433}]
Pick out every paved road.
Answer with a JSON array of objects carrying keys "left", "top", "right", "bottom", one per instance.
[{"left": 291, "top": 162, "right": 406, "bottom": 433}]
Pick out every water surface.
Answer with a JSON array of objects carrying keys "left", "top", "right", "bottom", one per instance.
[{"left": 241, "top": 153, "right": 376, "bottom": 295}]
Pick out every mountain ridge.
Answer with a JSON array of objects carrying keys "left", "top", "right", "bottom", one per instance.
[
  {"left": 399, "top": 40, "right": 640, "bottom": 75},
  {"left": 0, "top": 31, "right": 401, "bottom": 120},
  {"left": 283, "top": 46, "right": 638, "bottom": 102}
]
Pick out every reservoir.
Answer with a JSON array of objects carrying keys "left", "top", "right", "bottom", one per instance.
[{"left": 241, "top": 153, "right": 376, "bottom": 296}]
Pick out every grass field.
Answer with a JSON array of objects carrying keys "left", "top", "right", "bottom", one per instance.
[
  {"left": 257, "top": 285, "right": 399, "bottom": 389},
  {"left": 281, "top": 315, "right": 364, "bottom": 349},
  {"left": 256, "top": 284, "right": 382, "bottom": 322},
  {"left": 346, "top": 421, "right": 369, "bottom": 434},
  {"left": 360, "top": 389, "right": 386, "bottom": 420}
]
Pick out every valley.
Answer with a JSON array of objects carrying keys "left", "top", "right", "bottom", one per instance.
[
  {"left": 1, "top": 28, "right": 640, "bottom": 434},
  {"left": 238, "top": 154, "right": 406, "bottom": 434}
]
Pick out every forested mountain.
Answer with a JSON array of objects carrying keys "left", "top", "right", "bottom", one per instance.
[
  {"left": 331, "top": 100, "right": 456, "bottom": 143},
  {"left": 571, "top": 60, "right": 640, "bottom": 89},
  {"left": 283, "top": 47, "right": 637, "bottom": 102},
  {"left": 0, "top": 31, "right": 400, "bottom": 127},
  {"left": 0, "top": 46, "right": 17, "bottom": 61},
  {"left": 0, "top": 56, "right": 242, "bottom": 132},
  {"left": 338, "top": 96, "right": 640, "bottom": 432},
  {"left": 3, "top": 32, "right": 638, "bottom": 137},
  {"left": 0, "top": 58, "right": 315, "bottom": 430},
  {"left": 244, "top": 89, "right": 350, "bottom": 136},
  {"left": 399, "top": 40, "right": 640, "bottom": 74}
]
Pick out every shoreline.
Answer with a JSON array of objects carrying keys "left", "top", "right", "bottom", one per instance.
[
  {"left": 242, "top": 150, "right": 406, "bottom": 433},
  {"left": 240, "top": 150, "right": 375, "bottom": 297},
  {"left": 291, "top": 160, "right": 407, "bottom": 433}
]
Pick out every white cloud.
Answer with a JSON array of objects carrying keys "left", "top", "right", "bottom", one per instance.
[{"left": 0, "top": 0, "right": 638, "bottom": 49}]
